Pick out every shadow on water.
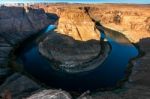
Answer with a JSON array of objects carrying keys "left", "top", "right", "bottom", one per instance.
[{"left": 13, "top": 23, "right": 139, "bottom": 93}]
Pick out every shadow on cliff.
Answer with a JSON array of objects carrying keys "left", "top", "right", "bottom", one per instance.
[{"left": 46, "top": 13, "right": 59, "bottom": 24}]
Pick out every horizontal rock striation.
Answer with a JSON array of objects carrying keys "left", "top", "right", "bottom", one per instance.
[{"left": 0, "top": 6, "right": 50, "bottom": 81}]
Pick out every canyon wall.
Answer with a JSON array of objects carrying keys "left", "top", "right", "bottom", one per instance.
[
  {"left": 38, "top": 4, "right": 150, "bottom": 43},
  {"left": 88, "top": 4, "right": 150, "bottom": 43},
  {"left": 0, "top": 6, "right": 50, "bottom": 80},
  {"left": 56, "top": 8, "right": 100, "bottom": 41}
]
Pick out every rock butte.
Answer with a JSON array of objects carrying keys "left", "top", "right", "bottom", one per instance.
[
  {"left": 0, "top": 3, "right": 150, "bottom": 99},
  {"left": 39, "top": 8, "right": 108, "bottom": 73}
]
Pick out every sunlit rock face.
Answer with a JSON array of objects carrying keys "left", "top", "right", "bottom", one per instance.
[
  {"left": 56, "top": 8, "right": 100, "bottom": 41},
  {"left": 38, "top": 4, "right": 150, "bottom": 43}
]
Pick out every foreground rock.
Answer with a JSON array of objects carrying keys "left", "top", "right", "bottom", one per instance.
[
  {"left": 0, "top": 73, "right": 41, "bottom": 99},
  {"left": 27, "top": 89, "right": 72, "bottom": 99},
  {"left": 0, "top": 6, "right": 50, "bottom": 80},
  {"left": 0, "top": 73, "right": 71, "bottom": 99}
]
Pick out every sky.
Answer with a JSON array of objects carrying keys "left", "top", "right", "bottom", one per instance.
[{"left": 0, "top": 0, "right": 150, "bottom": 4}]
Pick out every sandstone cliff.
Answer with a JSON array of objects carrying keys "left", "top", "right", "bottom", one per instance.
[
  {"left": 39, "top": 4, "right": 150, "bottom": 43},
  {"left": 55, "top": 8, "right": 100, "bottom": 41}
]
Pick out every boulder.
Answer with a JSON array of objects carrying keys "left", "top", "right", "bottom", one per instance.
[
  {"left": 27, "top": 89, "right": 72, "bottom": 99},
  {"left": 0, "top": 73, "right": 41, "bottom": 99}
]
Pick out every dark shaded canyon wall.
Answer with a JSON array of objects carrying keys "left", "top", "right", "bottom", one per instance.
[{"left": 0, "top": 6, "right": 50, "bottom": 78}]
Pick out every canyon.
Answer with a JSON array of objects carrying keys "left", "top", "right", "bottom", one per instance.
[
  {"left": 0, "top": 3, "right": 150, "bottom": 99},
  {"left": 38, "top": 4, "right": 150, "bottom": 43}
]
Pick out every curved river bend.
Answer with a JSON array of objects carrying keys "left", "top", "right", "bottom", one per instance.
[{"left": 14, "top": 25, "right": 138, "bottom": 92}]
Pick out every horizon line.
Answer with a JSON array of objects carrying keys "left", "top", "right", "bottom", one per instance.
[{"left": 0, "top": 0, "right": 150, "bottom": 4}]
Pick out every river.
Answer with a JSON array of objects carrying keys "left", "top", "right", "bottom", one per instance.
[{"left": 14, "top": 25, "right": 138, "bottom": 92}]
